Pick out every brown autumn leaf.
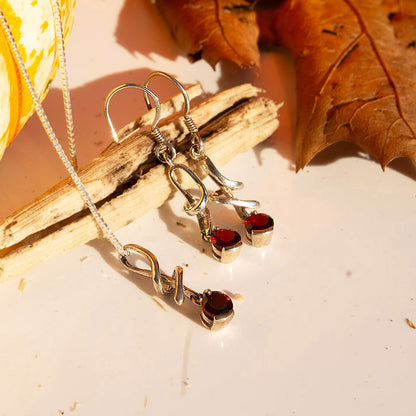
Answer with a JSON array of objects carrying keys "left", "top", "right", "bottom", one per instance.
[
  {"left": 155, "top": 0, "right": 260, "bottom": 68},
  {"left": 258, "top": 0, "right": 416, "bottom": 170}
]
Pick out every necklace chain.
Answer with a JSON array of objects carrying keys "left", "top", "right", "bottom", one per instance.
[
  {"left": 0, "top": 2, "right": 127, "bottom": 257},
  {"left": 50, "top": 0, "right": 77, "bottom": 171}
]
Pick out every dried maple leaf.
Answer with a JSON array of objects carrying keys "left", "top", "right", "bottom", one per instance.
[
  {"left": 258, "top": 0, "right": 416, "bottom": 169},
  {"left": 155, "top": 0, "right": 260, "bottom": 68}
]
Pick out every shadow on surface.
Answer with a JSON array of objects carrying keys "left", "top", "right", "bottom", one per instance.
[
  {"left": 217, "top": 47, "right": 298, "bottom": 168},
  {"left": 307, "top": 141, "right": 416, "bottom": 181},
  {"left": 388, "top": 158, "right": 416, "bottom": 181},
  {"left": 115, "top": 0, "right": 180, "bottom": 60},
  {"left": 157, "top": 202, "right": 209, "bottom": 258},
  {"left": 307, "top": 141, "right": 367, "bottom": 167}
]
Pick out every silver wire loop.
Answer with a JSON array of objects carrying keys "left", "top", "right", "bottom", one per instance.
[
  {"left": 153, "top": 127, "right": 177, "bottom": 163},
  {"left": 190, "top": 142, "right": 205, "bottom": 160},
  {"left": 104, "top": 83, "right": 162, "bottom": 144},
  {"left": 169, "top": 164, "right": 208, "bottom": 216},
  {"left": 155, "top": 143, "right": 177, "bottom": 164},
  {"left": 143, "top": 72, "right": 207, "bottom": 157},
  {"left": 184, "top": 116, "right": 204, "bottom": 157},
  {"left": 105, "top": 83, "right": 176, "bottom": 163},
  {"left": 120, "top": 244, "right": 166, "bottom": 295},
  {"left": 189, "top": 136, "right": 205, "bottom": 160},
  {"left": 143, "top": 71, "right": 191, "bottom": 116}
]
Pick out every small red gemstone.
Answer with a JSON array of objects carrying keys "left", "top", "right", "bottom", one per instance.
[
  {"left": 202, "top": 291, "right": 233, "bottom": 320},
  {"left": 244, "top": 213, "right": 274, "bottom": 232},
  {"left": 211, "top": 228, "right": 241, "bottom": 250}
]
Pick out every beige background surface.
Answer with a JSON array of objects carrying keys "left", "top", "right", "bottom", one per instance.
[{"left": 0, "top": 1, "right": 415, "bottom": 415}]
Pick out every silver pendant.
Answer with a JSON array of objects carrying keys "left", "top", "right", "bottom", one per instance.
[{"left": 120, "top": 244, "right": 234, "bottom": 330}]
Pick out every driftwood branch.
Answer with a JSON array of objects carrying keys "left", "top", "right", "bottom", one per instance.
[{"left": 0, "top": 83, "right": 282, "bottom": 281}]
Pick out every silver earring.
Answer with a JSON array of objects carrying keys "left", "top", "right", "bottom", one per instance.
[
  {"left": 106, "top": 83, "right": 242, "bottom": 263},
  {"left": 104, "top": 83, "right": 242, "bottom": 264},
  {"left": 144, "top": 72, "right": 274, "bottom": 248}
]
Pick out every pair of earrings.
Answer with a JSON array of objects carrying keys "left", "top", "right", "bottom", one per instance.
[{"left": 105, "top": 72, "right": 274, "bottom": 264}]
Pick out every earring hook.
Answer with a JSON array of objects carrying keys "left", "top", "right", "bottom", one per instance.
[
  {"left": 143, "top": 72, "right": 245, "bottom": 192},
  {"left": 143, "top": 71, "right": 190, "bottom": 116},
  {"left": 143, "top": 71, "right": 206, "bottom": 160},
  {"left": 104, "top": 83, "right": 162, "bottom": 143}
]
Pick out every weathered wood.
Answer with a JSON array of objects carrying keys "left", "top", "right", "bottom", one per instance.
[
  {"left": 0, "top": 84, "right": 203, "bottom": 250},
  {"left": 0, "top": 84, "right": 282, "bottom": 281}
]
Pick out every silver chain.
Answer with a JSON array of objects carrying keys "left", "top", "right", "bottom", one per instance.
[
  {"left": 50, "top": 0, "right": 77, "bottom": 170},
  {"left": 0, "top": 2, "right": 128, "bottom": 257}
]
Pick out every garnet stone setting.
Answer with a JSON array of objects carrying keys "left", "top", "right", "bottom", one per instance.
[
  {"left": 244, "top": 212, "right": 274, "bottom": 247},
  {"left": 210, "top": 228, "right": 242, "bottom": 263},
  {"left": 200, "top": 290, "right": 234, "bottom": 330}
]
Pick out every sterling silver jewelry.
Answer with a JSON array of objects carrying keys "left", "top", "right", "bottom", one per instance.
[
  {"left": 144, "top": 72, "right": 275, "bottom": 247},
  {"left": 105, "top": 84, "right": 243, "bottom": 263},
  {"left": 0, "top": 5, "right": 234, "bottom": 331},
  {"left": 121, "top": 244, "right": 234, "bottom": 330}
]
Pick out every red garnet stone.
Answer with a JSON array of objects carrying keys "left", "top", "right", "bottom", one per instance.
[
  {"left": 244, "top": 213, "right": 274, "bottom": 232},
  {"left": 210, "top": 228, "right": 241, "bottom": 251},
  {"left": 202, "top": 291, "right": 233, "bottom": 320}
]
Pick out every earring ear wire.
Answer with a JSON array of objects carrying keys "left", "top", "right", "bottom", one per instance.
[{"left": 104, "top": 83, "right": 162, "bottom": 144}]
